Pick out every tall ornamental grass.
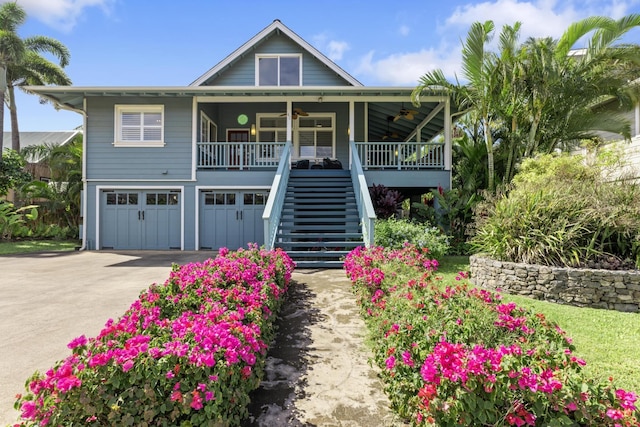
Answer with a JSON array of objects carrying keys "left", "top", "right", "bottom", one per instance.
[
  {"left": 345, "top": 245, "right": 639, "bottom": 426},
  {"left": 473, "top": 153, "right": 640, "bottom": 269},
  {"left": 14, "top": 245, "right": 295, "bottom": 426}
]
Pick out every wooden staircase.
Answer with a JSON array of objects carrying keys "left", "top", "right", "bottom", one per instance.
[{"left": 275, "top": 169, "right": 363, "bottom": 268}]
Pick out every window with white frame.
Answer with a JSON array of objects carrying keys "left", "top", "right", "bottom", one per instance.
[
  {"left": 297, "top": 115, "right": 335, "bottom": 158},
  {"left": 114, "top": 105, "right": 164, "bottom": 147},
  {"left": 256, "top": 114, "right": 287, "bottom": 162},
  {"left": 256, "top": 54, "right": 301, "bottom": 86},
  {"left": 200, "top": 112, "right": 217, "bottom": 142}
]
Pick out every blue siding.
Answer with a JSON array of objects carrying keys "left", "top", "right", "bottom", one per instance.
[
  {"left": 86, "top": 97, "right": 193, "bottom": 180},
  {"left": 206, "top": 33, "right": 351, "bottom": 87}
]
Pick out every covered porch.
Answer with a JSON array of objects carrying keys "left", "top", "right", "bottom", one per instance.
[{"left": 193, "top": 86, "right": 454, "bottom": 188}]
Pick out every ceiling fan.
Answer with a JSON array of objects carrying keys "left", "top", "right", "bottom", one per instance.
[
  {"left": 393, "top": 105, "right": 419, "bottom": 122},
  {"left": 382, "top": 116, "right": 400, "bottom": 140},
  {"left": 280, "top": 107, "right": 309, "bottom": 120}
]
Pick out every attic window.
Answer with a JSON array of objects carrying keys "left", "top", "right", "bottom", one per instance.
[{"left": 256, "top": 54, "right": 301, "bottom": 86}]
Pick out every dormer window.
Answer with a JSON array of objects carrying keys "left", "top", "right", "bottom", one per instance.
[{"left": 256, "top": 54, "right": 301, "bottom": 86}]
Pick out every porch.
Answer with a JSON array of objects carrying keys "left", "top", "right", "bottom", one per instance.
[{"left": 196, "top": 140, "right": 446, "bottom": 171}]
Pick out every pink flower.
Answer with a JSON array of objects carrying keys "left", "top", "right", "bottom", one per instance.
[
  {"left": 122, "top": 360, "right": 134, "bottom": 372},
  {"left": 67, "top": 335, "right": 87, "bottom": 350},
  {"left": 606, "top": 408, "right": 624, "bottom": 420},
  {"left": 20, "top": 401, "right": 36, "bottom": 419},
  {"left": 402, "top": 350, "right": 415, "bottom": 368},
  {"left": 190, "top": 391, "right": 203, "bottom": 410},
  {"left": 170, "top": 390, "right": 182, "bottom": 402},
  {"left": 385, "top": 356, "right": 396, "bottom": 370}
]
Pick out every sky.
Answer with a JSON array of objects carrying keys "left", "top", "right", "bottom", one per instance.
[{"left": 6, "top": 0, "right": 640, "bottom": 132}]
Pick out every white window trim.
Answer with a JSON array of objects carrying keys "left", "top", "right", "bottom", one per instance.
[
  {"left": 114, "top": 105, "right": 165, "bottom": 147},
  {"left": 200, "top": 111, "right": 217, "bottom": 142},
  {"left": 295, "top": 113, "right": 336, "bottom": 160},
  {"left": 255, "top": 54, "right": 302, "bottom": 87}
]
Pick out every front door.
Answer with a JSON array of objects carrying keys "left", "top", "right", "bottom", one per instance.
[{"left": 227, "top": 129, "right": 249, "bottom": 168}]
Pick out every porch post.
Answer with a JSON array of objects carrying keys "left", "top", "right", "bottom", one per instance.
[
  {"left": 286, "top": 101, "right": 292, "bottom": 144},
  {"left": 349, "top": 100, "right": 355, "bottom": 168}
]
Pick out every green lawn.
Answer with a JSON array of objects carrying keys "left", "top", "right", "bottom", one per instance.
[
  {"left": 437, "top": 256, "right": 640, "bottom": 393},
  {"left": 0, "top": 240, "right": 80, "bottom": 255}
]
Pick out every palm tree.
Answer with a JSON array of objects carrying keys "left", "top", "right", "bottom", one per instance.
[
  {"left": 415, "top": 15, "right": 640, "bottom": 192},
  {"left": 0, "top": 1, "right": 27, "bottom": 166},
  {"left": 412, "top": 21, "right": 511, "bottom": 192},
  {"left": 7, "top": 38, "right": 71, "bottom": 151}
]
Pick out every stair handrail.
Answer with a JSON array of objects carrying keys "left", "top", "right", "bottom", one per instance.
[
  {"left": 263, "top": 141, "right": 292, "bottom": 250},
  {"left": 349, "top": 140, "right": 376, "bottom": 247}
]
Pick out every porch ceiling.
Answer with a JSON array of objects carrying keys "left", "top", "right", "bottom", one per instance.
[{"left": 26, "top": 85, "right": 456, "bottom": 142}]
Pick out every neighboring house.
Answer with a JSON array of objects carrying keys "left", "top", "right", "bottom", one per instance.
[
  {"left": 28, "top": 20, "right": 454, "bottom": 266},
  {"left": 2, "top": 130, "right": 81, "bottom": 202},
  {"left": 574, "top": 99, "right": 640, "bottom": 182}
]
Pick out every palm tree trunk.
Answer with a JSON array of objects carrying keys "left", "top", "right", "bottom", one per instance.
[
  {"left": 7, "top": 85, "right": 20, "bottom": 151},
  {"left": 8, "top": 84, "right": 20, "bottom": 152},
  {"left": 483, "top": 116, "right": 495, "bottom": 192},
  {"left": 0, "top": 65, "right": 6, "bottom": 168}
]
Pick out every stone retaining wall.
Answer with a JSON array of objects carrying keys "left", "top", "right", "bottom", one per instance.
[{"left": 469, "top": 255, "right": 640, "bottom": 313}]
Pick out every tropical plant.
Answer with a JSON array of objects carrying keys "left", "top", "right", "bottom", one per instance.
[
  {"left": 7, "top": 38, "right": 71, "bottom": 151},
  {"left": 374, "top": 217, "right": 450, "bottom": 259},
  {"left": 412, "top": 15, "right": 640, "bottom": 192},
  {"left": 369, "top": 183, "right": 403, "bottom": 219},
  {"left": 19, "top": 135, "right": 83, "bottom": 233},
  {"left": 472, "top": 153, "right": 640, "bottom": 269},
  {"left": 412, "top": 21, "right": 504, "bottom": 191},
  {"left": 0, "top": 201, "right": 37, "bottom": 240},
  {"left": 0, "top": 2, "right": 27, "bottom": 157},
  {"left": 0, "top": 148, "right": 31, "bottom": 196}
]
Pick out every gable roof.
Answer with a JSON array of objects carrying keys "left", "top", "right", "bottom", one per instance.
[{"left": 190, "top": 19, "right": 362, "bottom": 87}]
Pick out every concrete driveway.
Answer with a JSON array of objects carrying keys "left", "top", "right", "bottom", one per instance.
[{"left": 0, "top": 250, "right": 214, "bottom": 425}]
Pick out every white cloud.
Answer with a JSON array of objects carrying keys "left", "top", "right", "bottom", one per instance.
[
  {"left": 312, "top": 32, "right": 350, "bottom": 61},
  {"left": 12, "top": 0, "right": 114, "bottom": 32},
  {"left": 327, "top": 40, "right": 349, "bottom": 61},
  {"left": 354, "top": 47, "right": 462, "bottom": 86},
  {"left": 445, "top": 0, "right": 580, "bottom": 40},
  {"left": 354, "top": 0, "right": 640, "bottom": 86}
]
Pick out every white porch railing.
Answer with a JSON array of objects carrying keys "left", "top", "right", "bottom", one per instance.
[
  {"left": 197, "top": 141, "right": 285, "bottom": 169},
  {"left": 349, "top": 140, "right": 376, "bottom": 247},
  {"left": 262, "top": 141, "right": 292, "bottom": 250},
  {"left": 355, "top": 141, "right": 445, "bottom": 170}
]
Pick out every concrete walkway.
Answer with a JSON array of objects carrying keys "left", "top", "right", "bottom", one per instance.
[{"left": 0, "top": 251, "right": 400, "bottom": 426}]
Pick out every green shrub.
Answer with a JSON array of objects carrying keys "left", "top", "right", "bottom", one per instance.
[
  {"left": 374, "top": 218, "right": 449, "bottom": 259},
  {"left": 345, "top": 245, "right": 640, "bottom": 426},
  {"left": 473, "top": 153, "right": 640, "bottom": 269}
]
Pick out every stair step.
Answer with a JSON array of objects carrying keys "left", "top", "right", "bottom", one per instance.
[
  {"left": 279, "top": 232, "right": 363, "bottom": 239},
  {"left": 286, "top": 250, "right": 350, "bottom": 258},
  {"left": 293, "top": 260, "right": 345, "bottom": 269},
  {"left": 276, "top": 241, "right": 362, "bottom": 248}
]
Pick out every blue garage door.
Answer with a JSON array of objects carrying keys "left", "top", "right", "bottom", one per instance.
[
  {"left": 101, "top": 190, "right": 181, "bottom": 250},
  {"left": 199, "top": 191, "right": 267, "bottom": 250}
]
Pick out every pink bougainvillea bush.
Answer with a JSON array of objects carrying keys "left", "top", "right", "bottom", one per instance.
[
  {"left": 14, "top": 244, "right": 295, "bottom": 426},
  {"left": 345, "top": 244, "right": 640, "bottom": 426}
]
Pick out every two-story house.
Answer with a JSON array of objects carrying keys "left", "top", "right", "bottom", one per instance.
[{"left": 28, "top": 20, "right": 454, "bottom": 267}]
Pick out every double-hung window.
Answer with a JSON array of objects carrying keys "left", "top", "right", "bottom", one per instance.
[
  {"left": 256, "top": 54, "right": 301, "bottom": 86},
  {"left": 114, "top": 105, "right": 164, "bottom": 147}
]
